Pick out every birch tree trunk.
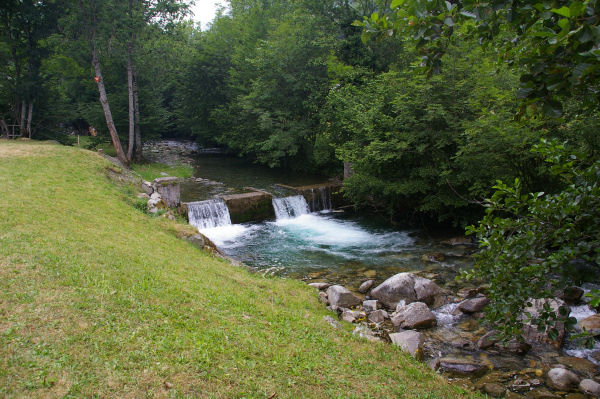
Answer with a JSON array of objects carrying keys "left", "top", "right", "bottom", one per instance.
[
  {"left": 132, "top": 65, "right": 143, "bottom": 162},
  {"left": 26, "top": 102, "right": 33, "bottom": 138},
  {"left": 126, "top": 43, "right": 135, "bottom": 161},
  {"left": 91, "top": 44, "right": 128, "bottom": 165},
  {"left": 20, "top": 101, "right": 26, "bottom": 136}
]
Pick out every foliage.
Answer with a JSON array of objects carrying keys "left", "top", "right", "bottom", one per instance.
[
  {"left": 464, "top": 139, "right": 600, "bottom": 338},
  {"left": 358, "top": 0, "right": 600, "bottom": 115}
]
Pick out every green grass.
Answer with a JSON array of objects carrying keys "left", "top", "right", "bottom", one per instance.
[
  {"left": 132, "top": 162, "right": 194, "bottom": 181},
  {"left": 0, "top": 140, "right": 481, "bottom": 398}
]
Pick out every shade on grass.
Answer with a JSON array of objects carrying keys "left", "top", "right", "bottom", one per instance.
[{"left": 0, "top": 141, "right": 480, "bottom": 398}]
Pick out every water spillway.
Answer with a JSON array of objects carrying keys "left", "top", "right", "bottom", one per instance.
[
  {"left": 272, "top": 195, "right": 310, "bottom": 219},
  {"left": 187, "top": 199, "right": 232, "bottom": 229}
]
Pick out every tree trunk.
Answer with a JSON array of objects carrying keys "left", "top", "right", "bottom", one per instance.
[
  {"left": 0, "top": 119, "right": 9, "bottom": 137},
  {"left": 91, "top": 45, "right": 128, "bottom": 165},
  {"left": 20, "top": 101, "right": 26, "bottom": 136},
  {"left": 126, "top": 43, "right": 135, "bottom": 161},
  {"left": 132, "top": 65, "right": 143, "bottom": 162},
  {"left": 26, "top": 102, "right": 33, "bottom": 138}
]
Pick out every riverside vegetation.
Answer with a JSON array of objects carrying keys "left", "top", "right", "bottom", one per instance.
[{"left": 0, "top": 140, "right": 481, "bottom": 397}]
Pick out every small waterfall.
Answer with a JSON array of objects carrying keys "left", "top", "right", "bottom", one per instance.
[
  {"left": 310, "top": 186, "right": 332, "bottom": 212},
  {"left": 188, "top": 199, "right": 232, "bottom": 229},
  {"left": 272, "top": 195, "right": 310, "bottom": 219}
]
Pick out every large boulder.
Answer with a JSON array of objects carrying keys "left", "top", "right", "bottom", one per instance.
[
  {"left": 547, "top": 367, "right": 580, "bottom": 390},
  {"left": 326, "top": 285, "right": 361, "bottom": 309},
  {"left": 522, "top": 298, "right": 569, "bottom": 348},
  {"left": 434, "top": 358, "right": 487, "bottom": 377},
  {"left": 367, "top": 309, "right": 388, "bottom": 324},
  {"left": 391, "top": 302, "right": 437, "bottom": 330},
  {"left": 370, "top": 273, "right": 440, "bottom": 309},
  {"left": 389, "top": 330, "right": 424, "bottom": 360}
]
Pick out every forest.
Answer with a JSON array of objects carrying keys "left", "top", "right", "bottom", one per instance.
[{"left": 2, "top": 0, "right": 600, "bottom": 339}]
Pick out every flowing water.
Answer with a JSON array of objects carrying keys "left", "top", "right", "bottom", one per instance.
[{"left": 188, "top": 199, "right": 232, "bottom": 229}]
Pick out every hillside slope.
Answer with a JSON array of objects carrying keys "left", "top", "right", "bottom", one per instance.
[{"left": 0, "top": 141, "right": 478, "bottom": 398}]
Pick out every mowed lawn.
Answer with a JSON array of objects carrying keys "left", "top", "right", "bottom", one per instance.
[{"left": 0, "top": 141, "right": 480, "bottom": 398}]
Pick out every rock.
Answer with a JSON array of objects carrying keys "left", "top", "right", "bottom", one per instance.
[
  {"left": 477, "top": 330, "right": 500, "bottom": 350},
  {"left": 326, "top": 285, "right": 361, "bottom": 308},
  {"left": 483, "top": 383, "right": 506, "bottom": 397},
  {"left": 323, "top": 316, "right": 342, "bottom": 329},
  {"left": 579, "top": 379, "right": 600, "bottom": 397},
  {"left": 363, "top": 269, "right": 377, "bottom": 278},
  {"left": 371, "top": 273, "right": 417, "bottom": 308},
  {"left": 150, "top": 191, "right": 161, "bottom": 200},
  {"left": 358, "top": 280, "right": 375, "bottom": 293},
  {"left": 443, "top": 236, "right": 473, "bottom": 246},
  {"left": 137, "top": 192, "right": 150, "bottom": 199},
  {"left": 185, "top": 234, "right": 205, "bottom": 248},
  {"left": 564, "top": 394, "right": 587, "bottom": 399},
  {"left": 560, "top": 286, "right": 584, "bottom": 304},
  {"left": 391, "top": 302, "right": 437, "bottom": 330},
  {"left": 308, "top": 282, "right": 330, "bottom": 290},
  {"left": 421, "top": 252, "right": 445, "bottom": 262},
  {"left": 458, "top": 295, "right": 490, "bottom": 313},
  {"left": 458, "top": 286, "right": 485, "bottom": 298},
  {"left": 153, "top": 177, "right": 180, "bottom": 207},
  {"left": 341, "top": 309, "right": 363, "bottom": 323},
  {"left": 141, "top": 180, "right": 153, "bottom": 195},
  {"left": 147, "top": 196, "right": 167, "bottom": 213},
  {"left": 579, "top": 314, "right": 600, "bottom": 335},
  {"left": 352, "top": 324, "right": 382, "bottom": 342},
  {"left": 413, "top": 276, "right": 441, "bottom": 306},
  {"left": 370, "top": 273, "right": 440, "bottom": 309},
  {"left": 547, "top": 367, "right": 580, "bottom": 390},
  {"left": 504, "top": 339, "right": 531, "bottom": 354},
  {"left": 389, "top": 330, "right": 424, "bottom": 360},
  {"left": 530, "top": 389, "right": 561, "bottom": 399},
  {"left": 363, "top": 300, "right": 378, "bottom": 313},
  {"left": 522, "top": 298, "right": 569, "bottom": 348},
  {"left": 505, "top": 392, "right": 526, "bottom": 399},
  {"left": 318, "top": 291, "right": 328, "bottom": 304},
  {"left": 367, "top": 309, "right": 388, "bottom": 324},
  {"left": 436, "top": 358, "right": 487, "bottom": 377}
]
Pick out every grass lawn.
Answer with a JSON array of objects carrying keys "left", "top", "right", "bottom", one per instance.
[
  {"left": 132, "top": 162, "right": 194, "bottom": 182},
  {"left": 0, "top": 140, "right": 481, "bottom": 398}
]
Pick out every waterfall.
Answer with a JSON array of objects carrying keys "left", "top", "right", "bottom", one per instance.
[
  {"left": 310, "top": 186, "right": 332, "bottom": 212},
  {"left": 272, "top": 195, "right": 310, "bottom": 219},
  {"left": 188, "top": 199, "right": 232, "bottom": 229}
]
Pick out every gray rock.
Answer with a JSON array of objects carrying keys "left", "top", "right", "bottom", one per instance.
[
  {"left": 483, "top": 382, "right": 506, "bottom": 397},
  {"left": 579, "top": 379, "right": 600, "bottom": 396},
  {"left": 137, "top": 192, "right": 150, "bottom": 199},
  {"left": 341, "top": 309, "right": 363, "bottom": 323},
  {"left": 153, "top": 176, "right": 180, "bottom": 207},
  {"left": 579, "top": 314, "right": 600, "bottom": 335},
  {"left": 389, "top": 330, "right": 424, "bottom": 360},
  {"left": 413, "top": 275, "right": 441, "bottom": 306},
  {"left": 370, "top": 273, "right": 440, "bottom": 309},
  {"left": 318, "top": 291, "right": 329, "bottom": 304},
  {"left": 141, "top": 180, "right": 154, "bottom": 195},
  {"left": 391, "top": 302, "right": 437, "bottom": 330},
  {"left": 352, "top": 324, "right": 382, "bottom": 342},
  {"left": 458, "top": 295, "right": 490, "bottom": 313},
  {"left": 150, "top": 191, "right": 161, "bottom": 200},
  {"left": 326, "top": 285, "right": 361, "bottom": 308},
  {"left": 560, "top": 286, "right": 584, "bottom": 304},
  {"left": 358, "top": 280, "right": 375, "bottom": 293},
  {"left": 477, "top": 330, "right": 500, "bottom": 350},
  {"left": 436, "top": 358, "right": 487, "bottom": 377},
  {"left": 308, "top": 282, "right": 330, "bottom": 290},
  {"left": 522, "top": 298, "right": 569, "bottom": 348},
  {"left": 363, "top": 300, "right": 378, "bottom": 313},
  {"left": 367, "top": 309, "right": 388, "bottom": 324},
  {"left": 185, "top": 234, "right": 205, "bottom": 248},
  {"left": 323, "top": 316, "right": 342, "bottom": 329},
  {"left": 547, "top": 367, "right": 580, "bottom": 390}
]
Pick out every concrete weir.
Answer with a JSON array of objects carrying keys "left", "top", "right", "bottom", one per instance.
[
  {"left": 275, "top": 182, "right": 343, "bottom": 211},
  {"left": 222, "top": 190, "right": 275, "bottom": 224}
]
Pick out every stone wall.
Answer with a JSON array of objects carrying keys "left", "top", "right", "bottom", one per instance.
[{"left": 222, "top": 191, "right": 274, "bottom": 224}]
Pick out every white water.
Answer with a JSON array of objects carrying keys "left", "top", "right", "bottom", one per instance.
[
  {"left": 310, "top": 187, "right": 332, "bottom": 212},
  {"left": 272, "top": 195, "right": 310, "bottom": 219},
  {"left": 188, "top": 199, "right": 232, "bottom": 229},
  {"left": 433, "top": 303, "right": 462, "bottom": 326}
]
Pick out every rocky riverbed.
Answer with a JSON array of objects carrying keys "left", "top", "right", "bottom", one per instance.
[{"left": 307, "top": 243, "right": 600, "bottom": 398}]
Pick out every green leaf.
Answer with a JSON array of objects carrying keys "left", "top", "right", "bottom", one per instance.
[
  {"left": 391, "top": 0, "right": 404, "bottom": 9},
  {"left": 550, "top": 6, "right": 571, "bottom": 17}
]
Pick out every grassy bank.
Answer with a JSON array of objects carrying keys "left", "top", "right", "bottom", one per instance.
[
  {"left": 0, "top": 140, "right": 479, "bottom": 398},
  {"left": 132, "top": 162, "right": 194, "bottom": 182}
]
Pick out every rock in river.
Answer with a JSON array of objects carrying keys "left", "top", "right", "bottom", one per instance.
[
  {"left": 358, "top": 279, "right": 375, "bottom": 293},
  {"left": 370, "top": 273, "right": 440, "bottom": 309},
  {"left": 391, "top": 302, "right": 436, "bottom": 330},
  {"left": 458, "top": 295, "right": 490, "bottom": 313},
  {"left": 580, "top": 379, "right": 600, "bottom": 397},
  {"left": 326, "top": 285, "right": 361, "bottom": 308},
  {"left": 434, "top": 357, "right": 487, "bottom": 377},
  {"left": 547, "top": 367, "right": 580, "bottom": 390}
]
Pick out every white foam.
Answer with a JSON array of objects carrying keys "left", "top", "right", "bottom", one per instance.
[
  {"left": 570, "top": 305, "right": 597, "bottom": 323},
  {"left": 274, "top": 214, "right": 373, "bottom": 246},
  {"left": 433, "top": 303, "right": 462, "bottom": 326},
  {"left": 200, "top": 224, "right": 250, "bottom": 246}
]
